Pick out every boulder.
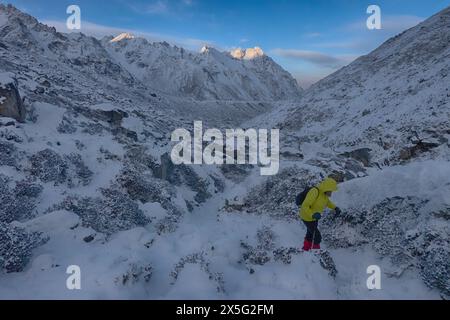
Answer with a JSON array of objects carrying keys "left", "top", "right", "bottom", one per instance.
[
  {"left": 0, "top": 72, "right": 25, "bottom": 122},
  {"left": 340, "top": 148, "right": 372, "bottom": 167}
]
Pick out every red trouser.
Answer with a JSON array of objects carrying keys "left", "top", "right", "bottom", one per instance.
[{"left": 302, "top": 220, "right": 321, "bottom": 250}]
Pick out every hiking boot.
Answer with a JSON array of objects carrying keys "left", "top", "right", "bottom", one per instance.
[{"left": 302, "top": 239, "right": 312, "bottom": 251}]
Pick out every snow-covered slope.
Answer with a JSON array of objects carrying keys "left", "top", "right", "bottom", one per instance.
[
  {"left": 276, "top": 6, "right": 450, "bottom": 165},
  {"left": 238, "top": 6, "right": 450, "bottom": 297}
]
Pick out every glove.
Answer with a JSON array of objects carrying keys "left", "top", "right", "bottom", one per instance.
[
  {"left": 335, "top": 207, "right": 342, "bottom": 216},
  {"left": 312, "top": 212, "right": 322, "bottom": 220}
]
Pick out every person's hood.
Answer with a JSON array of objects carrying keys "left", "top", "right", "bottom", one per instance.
[{"left": 317, "top": 178, "right": 338, "bottom": 192}]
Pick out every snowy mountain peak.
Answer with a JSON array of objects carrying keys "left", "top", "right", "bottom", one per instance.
[
  {"left": 0, "top": 3, "right": 25, "bottom": 18},
  {"left": 230, "top": 47, "right": 265, "bottom": 60},
  {"left": 110, "top": 32, "right": 136, "bottom": 43},
  {"left": 200, "top": 45, "right": 221, "bottom": 55},
  {"left": 230, "top": 48, "right": 245, "bottom": 59},
  {"left": 0, "top": 4, "right": 57, "bottom": 37},
  {"left": 0, "top": 3, "right": 45, "bottom": 29},
  {"left": 0, "top": 5, "right": 301, "bottom": 101},
  {"left": 245, "top": 47, "right": 265, "bottom": 59}
]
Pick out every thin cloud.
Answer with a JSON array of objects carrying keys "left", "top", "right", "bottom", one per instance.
[
  {"left": 308, "top": 15, "right": 424, "bottom": 53},
  {"left": 311, "top": 40, "right": 366, "bottom": 50},
  {"left": 346, "top": 14, "right": 424, "bottom": 33},
  {"left": 294, "top": 73, "right": 329, "bottom": 89},
  {"left": 145, "top": 0, "right": 168, "bottom": 15},
  {"left": 381, "top": 15, "right": 424, "bottom": 32},
  {"left": 42, "top": 19, "right": 213, "bottom": 51},
  {"left": 126, "top": 0, "right": 195, "bottom": 17},
  {"left": 272, "top": 48, "right": 357, "bottom": 69},
  {"left": 304, "top": 32, "right": 322, "bottom": 38}
]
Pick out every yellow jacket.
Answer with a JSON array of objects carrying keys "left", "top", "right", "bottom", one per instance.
[{"left": 299, "top": 178, "right": 338, "bottom": 222}]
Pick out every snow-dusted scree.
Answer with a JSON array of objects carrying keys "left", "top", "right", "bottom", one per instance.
[{"left": 0, "top": 3, "right": 449, "bottom": 299}]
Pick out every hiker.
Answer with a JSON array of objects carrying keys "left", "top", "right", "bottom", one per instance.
[{"left": 299, "top": 178, "right": 342, "bottom": 251}]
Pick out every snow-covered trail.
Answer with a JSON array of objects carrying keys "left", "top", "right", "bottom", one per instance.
[
  {"left": 150, "top": 176, "right": 337, "bottom": 299},
  {"left": 0, "top": 160, "right": 441, "bottom": 299},
  {"left": 144, "top": 162, "right": 442, "bottom": 300}
]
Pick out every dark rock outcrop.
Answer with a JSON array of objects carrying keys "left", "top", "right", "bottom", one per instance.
[{"left": 0, "top": 73, "right": 25, "bottom": 122}]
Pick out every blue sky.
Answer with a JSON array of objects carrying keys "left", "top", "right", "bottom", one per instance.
[{"left": 4, "top": 0, "right": 450, "bottom": 87}]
